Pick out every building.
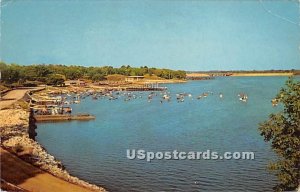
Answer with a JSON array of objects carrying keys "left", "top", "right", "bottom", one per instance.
[
  {"left": 125, "top": 76, "right": 145, "bottom": 82},
  {"left": 64, "top": 80, "right": 86, "bottom": 86}
]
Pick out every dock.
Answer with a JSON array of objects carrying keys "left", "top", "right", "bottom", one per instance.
[
  {"left": 124, "top": 87, "right": 167, "bottom": 91},
  {"left": 124, "top": 83, "right": 167, "bottom": 91},
  {"left": 34, "top": 114, "right": 95, "bottom": 122}
]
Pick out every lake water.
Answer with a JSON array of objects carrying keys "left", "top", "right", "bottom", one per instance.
[{"left": 36, "top": 76, "right": 293, "bottom": 191}]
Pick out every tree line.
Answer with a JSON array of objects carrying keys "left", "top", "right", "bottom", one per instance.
[{"left": 0, "top": 62, "right": 186, "bottom": 86}]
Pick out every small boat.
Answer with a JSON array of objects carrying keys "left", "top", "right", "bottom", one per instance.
[
  {"left": 239, "top": 97, "right": 247, "bottom": 102},
  {"left": 177, "top": 98, "right": 184, "bottom": 103},
  {"left": 163, "top": 94, "right": 170, "bottom": 100},
  {"left": 238, "top": 93, "right": 248, "bottom": 102},
  {"left": 202, "top": 93, "right": 209, "bottom": 97}
]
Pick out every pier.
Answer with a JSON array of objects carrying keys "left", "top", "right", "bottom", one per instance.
[
  {"left": 34, "top": 114, "right": 95, "bottom": 122},
  {"left": 124, "top": 87, "right": 167, "bottom": 91},
  {"left": 124, "top": 83, "right": 167, "bottom": 91}
]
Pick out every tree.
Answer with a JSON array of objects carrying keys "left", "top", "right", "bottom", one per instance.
[
  {"left": 0, "top": 62, "right": 186, "bottom": 85},
  {"left": 1, "top": 65, "right": 23, "bottom": 84},
  {"left": 259, "top": 77, "right": 300, "bottom": 191},
  {"left": 46, "top": 74, "right": 66, "bottom": 86},
  {"left": 91, "top": 73, "right": 106, "bottom": 81}
]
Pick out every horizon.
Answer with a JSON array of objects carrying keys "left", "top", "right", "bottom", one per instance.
[{"left": 1, "top": 0, "right": 299, "bottom": 71}]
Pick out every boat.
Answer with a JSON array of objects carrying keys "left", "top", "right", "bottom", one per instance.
[
  {"left": 163, "top": 94, "right": 170, "bottom": 100},
  {"left": 238, "top": 93, "right": 248, "bottom": 102}
]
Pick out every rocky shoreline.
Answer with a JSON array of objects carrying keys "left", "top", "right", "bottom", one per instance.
[{"left": 0, "top": 107, "right": 106, "bottom": 192}]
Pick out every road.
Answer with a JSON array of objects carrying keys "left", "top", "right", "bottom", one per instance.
[
  {"left": 1, "top": 148, "right": 97, "bottom": 192},
  {"left": 0, "top": 88, "right": 43, "bottom": 109}
]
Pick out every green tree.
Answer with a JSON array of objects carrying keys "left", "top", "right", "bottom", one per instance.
[
  {"left": 1, "top": 64, "right": 24, "bottom": 85},
  {"left": 91, "top": 73, "right": 106, "bottom": 81},
  {"left": 0, "top": 62, "right": 186, "bottom": 84},
  {"left": 46, "top": 74, "right": 66, "bottom": 86},
  {"left": 259, "top": 77, "right": 300, "bottom": 191}
]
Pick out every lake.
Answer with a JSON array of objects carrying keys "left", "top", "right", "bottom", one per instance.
[{"left": 36, "top": 76, "right": 292, "bottom": 191}]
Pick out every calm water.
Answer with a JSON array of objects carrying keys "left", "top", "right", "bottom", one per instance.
[{"left": 36, "top": 77, "right": 293, "bottom": 192}]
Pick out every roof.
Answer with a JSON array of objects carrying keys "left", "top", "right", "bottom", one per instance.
[
  {"left": 65, "top": 80, "right": 85, "bottom": 83},
  {"left": 126, "top": 76, "right": 144, "bottom": 78}
]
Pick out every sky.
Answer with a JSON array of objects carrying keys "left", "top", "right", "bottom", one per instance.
[{"left": 0, "top": 0, "right": 299, "bottom": 71}]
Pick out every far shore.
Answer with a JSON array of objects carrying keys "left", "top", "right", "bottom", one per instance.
[
  {"left": 137, "top": 79, "right": 187, "bottom": 84},
  {"left": 230, "top": 72, "right": 294, "bottom": 77},
  {"left": 186, "top": 72, "right": 295, "bottom": 77}
]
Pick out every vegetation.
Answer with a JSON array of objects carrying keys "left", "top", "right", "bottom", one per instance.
[
  {"left": 259, "top": 77, "right": 300, "bottom": 191},
  {"left": 0, "top": 62, "right": 186, "bottom": 86},
  {"left": 106, "top": 74, "right": 126, "bottom": 81},
  {"left": 46, "top": 74, "right": 66, "bottom": 86}
]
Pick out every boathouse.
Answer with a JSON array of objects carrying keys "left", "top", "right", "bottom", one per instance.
[
  {"left": 125, "top": 76, "right": 145, "bottom": 82},
  {"left": 64, "top": 80, "right": 86, "bottom": 86}
]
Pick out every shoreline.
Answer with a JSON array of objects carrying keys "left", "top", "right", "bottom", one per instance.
[
  {"left": 0, "top": 91, "right": 106, "bottom": 192},
  {"left": 186, "top": 72, "right": 295, "bottom": 77},
  {"left": 229, "top": 72, "right": 294, "bottom": 77}
]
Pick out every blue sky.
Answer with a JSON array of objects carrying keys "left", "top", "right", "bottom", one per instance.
[{"left": 1, "top": 0, "right": 299, "bottom": 71}]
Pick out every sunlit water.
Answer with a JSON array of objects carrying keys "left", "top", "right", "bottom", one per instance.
[{"left": 36, "top": 76, "right": 295, "bottom": 191}]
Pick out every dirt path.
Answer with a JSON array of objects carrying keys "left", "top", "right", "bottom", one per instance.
[
  {"left": 0, "top": 89, "right": 32, "bottom": 110},
  {"left": 0, "top": 87, "right": 44, "bottom": 110},
  {"left": 1, "top": 148, "right": 97, "bottom": 192}
]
